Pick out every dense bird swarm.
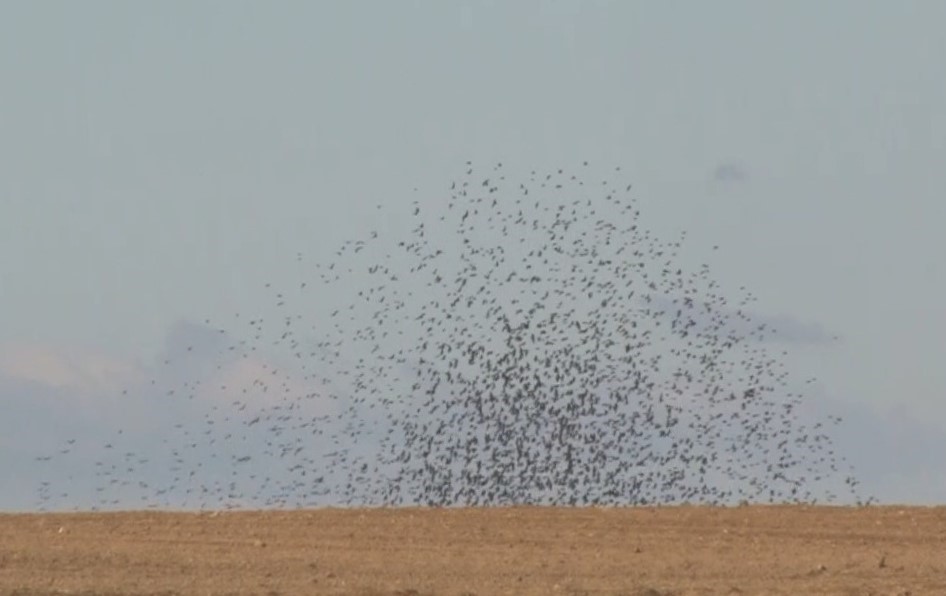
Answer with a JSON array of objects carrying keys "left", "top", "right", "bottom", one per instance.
[{"left": 34, "top": 163, "right": 870, "bottom": 510}]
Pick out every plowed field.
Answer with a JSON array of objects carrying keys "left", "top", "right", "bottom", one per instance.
[{"left": 2, "top": 506, "right": 944, "bottom": 595}]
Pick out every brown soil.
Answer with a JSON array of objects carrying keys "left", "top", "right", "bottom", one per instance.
[{"left": 1, "top": 506, "right": 944, "bottom": 595}]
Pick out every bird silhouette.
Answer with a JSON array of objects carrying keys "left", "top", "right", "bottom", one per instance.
[{"left": 32, "top": 161, "right": 870, "bottom": 512}]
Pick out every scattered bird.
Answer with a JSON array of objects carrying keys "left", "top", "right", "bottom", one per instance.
[{"left": 32, "top": 162, "right": 869, "bottom": 511}]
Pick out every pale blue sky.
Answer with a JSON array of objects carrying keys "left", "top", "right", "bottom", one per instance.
[{"left": 2, "top": 1, "right": 945, "bottom": 508}]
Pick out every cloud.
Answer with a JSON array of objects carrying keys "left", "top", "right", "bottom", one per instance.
[
  {"left": 712, "top": 162, "right": 748, "bottom": 183},
  {"left": 746, "top": 312, "right": 836, "bottom": 343},
  {"left": 0, "top": 342, "right": 144, "bottom": 394},
  {"left": 648, "top": 294, "right": 836, "bottom": 345},
  {"left": 145, "top": 319, "right": 338, "bottom": 416},
  {"left": 0, "top": 318, "right": 349, "bottom": 511}
]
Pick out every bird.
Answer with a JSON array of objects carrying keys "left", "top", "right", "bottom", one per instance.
[{"left": 32, "top": 161, "right": 870, "bottom": 512}]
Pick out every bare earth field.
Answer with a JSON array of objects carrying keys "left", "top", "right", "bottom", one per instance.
[{"left": 1, "top": 506, "right": 945, "bottom": 595}]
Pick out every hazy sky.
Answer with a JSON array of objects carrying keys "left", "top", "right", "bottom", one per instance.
[{"left": 2, "top": 2, "right": 945, "bottom": 509}]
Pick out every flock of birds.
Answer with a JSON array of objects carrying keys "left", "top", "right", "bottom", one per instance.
[{"left": 34, "top": 162, "right": 871, "bottom": 510}]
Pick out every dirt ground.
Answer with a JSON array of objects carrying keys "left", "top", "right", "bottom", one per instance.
[{"left": 1, "top": 506, "right": 944, "bottom": 595}]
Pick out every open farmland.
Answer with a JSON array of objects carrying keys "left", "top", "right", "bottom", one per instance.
[{"left": 2, "top": 506, "right": 945, "bottom": 595}]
